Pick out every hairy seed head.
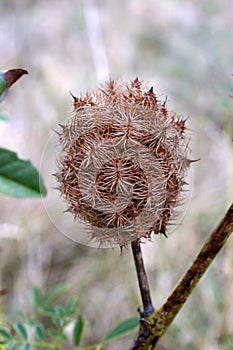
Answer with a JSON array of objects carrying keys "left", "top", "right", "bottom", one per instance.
[{"left": 56, "top": 78, "right": 191, "bottom": 247}]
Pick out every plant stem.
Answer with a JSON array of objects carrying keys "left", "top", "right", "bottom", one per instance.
[
  {"left": 10, "top": 341, "right": 57, "bottom": 349},
  {"left": 130, "top": 202, "right": 233, "bottom": 349},
  {"left": 131, "top": 239, "right": 154, "bottom": 316}
]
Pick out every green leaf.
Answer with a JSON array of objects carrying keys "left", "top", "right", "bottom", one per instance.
[
  {"left": 0, "top": 147, "right": 47, "bottom": 198},
  {"left": 101, "top": 317, "right": 139, "bottom": 343},
  {"left": 0, "top": 74, "right": 7, "bottom": 101},
  {"left": 44, "top": 283, "right": 68, "bottom": 306},
  {"left": 65, "top": 296, "right": 78, "bottom": 316},
  {"left": 0, "top": 328, "right": 11, "bottom": 344},
  {"left": 40, "top": 306, "right": 58, "bottom": 318},
  {"left": 63, "top": 319, "right": 72, "bottom": 328},
  {"left": 6, "top": 341, "right": 15, "bottom": 350},
  {"left": 51, "top": 317, "right": 61, "bottom": 328},
  {"left": 33, "top": 324, "right": 45, "bottom": 341},
  {"left": 20, "top": 343, "right": 31, "bottom": 350},
  {"left": 47, "top": 329, "right": 61, "bottom": 338},
  {"left": 0, "top": 114, "right": 9, "bottom": 121},
  {"left": 73, "top": 316, "right": 85, "bottom": 346},
  {"left": 40, "top": 305, "right": 65, "bottom": 320},
  {"left": 61, "top": 334, "right": 68, "bottom": 341},
  {"left": 54, "top": 306, "right": 65, "bottom": 317},
  {"left": 28, "top": 287, "right": 42, "bottom": 309},
  {"left": 47, "top": 329, "right": 67, "bottom": 341},
  {"left": 13, "top": 323, "right": 28, "bottom": 340}
]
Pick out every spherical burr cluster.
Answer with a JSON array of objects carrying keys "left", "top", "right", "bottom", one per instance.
[{"left": 55, "top": 78, "right": 191, "bottom": 247}]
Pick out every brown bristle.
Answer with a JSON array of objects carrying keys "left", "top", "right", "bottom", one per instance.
[{"left": 55, "top": 79, "right": 192, "bottom": 247}]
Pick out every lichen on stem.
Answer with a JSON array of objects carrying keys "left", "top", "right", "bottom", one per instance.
[{"left": 130, "top": 202, "right": 233, "bottom": 349}]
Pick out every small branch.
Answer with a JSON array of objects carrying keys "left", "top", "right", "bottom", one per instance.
[
  {"left": 131, "top": 239, "right": 154, "bottom": 316},
  {"left": 130, "top": 202, "right": 233, "bottom": 349}
]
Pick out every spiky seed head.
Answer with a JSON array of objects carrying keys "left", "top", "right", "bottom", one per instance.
[{"left": 56, "top": 78, "right": 191, "bottom": 247}]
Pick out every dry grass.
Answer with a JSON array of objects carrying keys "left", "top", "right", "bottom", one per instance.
[{"left": 0, "top": 1, "right": 233, "bottom": 349}]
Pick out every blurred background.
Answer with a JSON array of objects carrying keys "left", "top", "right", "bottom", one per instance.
[{"left": 0, "top": 0, "right": 233, "bottom": 349}]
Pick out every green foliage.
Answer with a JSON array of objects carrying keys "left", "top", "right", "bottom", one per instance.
[
  {"left": 13, "top": 324, "right": 28, "bottom": 340},
  {"left": 0, "top": 67, "right": 46, "bottom": 198},
  {"left": 0, "top": 147, "right": 46, "bottom": 198},
  {"left": 28, "top": 287, "right": 43, "bottom": 309},
  {"left": 43, "top": 284, "right": 68, "bottom": 307},
  {"left": 0, "top": 114, "right": 9, "bottom": 121},
  {"left": 0, "top": 285, "right": 138, "bottom": 349},
  {"left": 0, "top": 329, "right": 11, "bottom": 344},
  {"left": 101, "top": 317, "right": 139, "bottom": 344},
  {"left": 0, "top": 73, "right": 7, "bottom": 98},
  {"left": 33, "top": 324, "right": 45, "bottom": 341},
  {"left": 73, "top": 317, "right": 84, "bottom": 346}
]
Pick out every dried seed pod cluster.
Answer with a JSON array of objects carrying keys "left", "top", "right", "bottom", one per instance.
[{"left": 56, "top": 78, "right": 190, "bottom": 247}]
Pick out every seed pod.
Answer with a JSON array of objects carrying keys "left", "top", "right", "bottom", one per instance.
[{"left": 56, "top": 78, "right": 191, "bottom": 247}]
